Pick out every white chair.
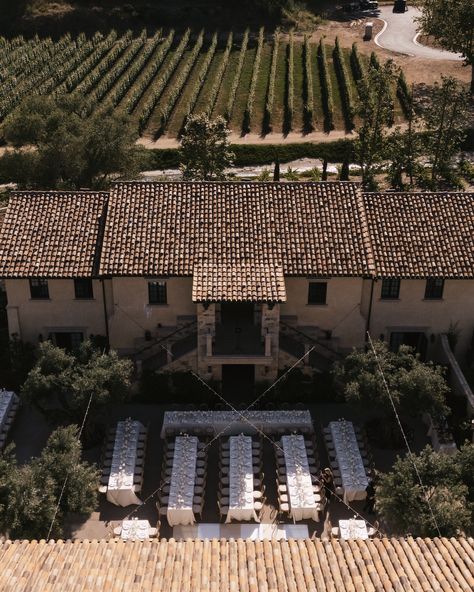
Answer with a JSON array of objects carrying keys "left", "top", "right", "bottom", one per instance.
[
  {"left": 254, "top": 501, "right": 263, "bottom": 512},
  {"left": 331, "top": 527, "right": 340, "bottom": 538},
  {"left": 279, "top": 502, "right": 290, "bottom": 514}
]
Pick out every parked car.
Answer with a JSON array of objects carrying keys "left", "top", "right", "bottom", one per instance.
[{"left": 393, "top": 0, "right": 407, "bottom": 12}]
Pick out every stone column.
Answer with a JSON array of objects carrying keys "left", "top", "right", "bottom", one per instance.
[
  {"left": 261, "top": 303, "right": 280, "bottom": 377},
  {"left": 197, "top": 303, "right": 216, "bottom": 377}
]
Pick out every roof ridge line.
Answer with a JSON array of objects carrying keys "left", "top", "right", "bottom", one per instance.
[{"left": 356, "top": 188, "right": 376, "bottom": 277}]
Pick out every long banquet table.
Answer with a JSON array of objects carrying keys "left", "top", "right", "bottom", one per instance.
[
  {"left": 281, "top": 435, "right": 320, "bottom": 522},
  {"left": 161, "top": 410, "right": 313, "bottom": 438},
  {"left": 329, "top": 420, "right": 368, "bottom": 504},
  {"left": 167, "top": 435, "right": 198, "bottom": 526},
  {"left": 226, "top": 435, "right": 259, "bottom": 523},
  {"left": 0, "top": 390, "right": 17, "bottom": 432},
  {"left": 107, "top": 419, "right": 144, "bottom": 507}
]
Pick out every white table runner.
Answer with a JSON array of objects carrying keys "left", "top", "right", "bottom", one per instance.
[
  {"left": 0, "top": 391, "right": 15, "bottom": 431},
  {"left": 167, "top": 436, "right": 198, "bottom": 526},
  {"left": 339, "top": 519, "right": 368, "bottom": 540},
  {"left": 281, "top": 435, "right": 319, "bottom": 522},
  {"left": 107, "top": 419, "right": 143, "bottom": 507},
  {"left": 329, "top": 420, "right": 368, "bottom": 503},
  {"left": 226, "top": 435, "right": 258, "bottom": 523},
  {"left": 161, "top": 410, "right": 312, "bottom": 438}
]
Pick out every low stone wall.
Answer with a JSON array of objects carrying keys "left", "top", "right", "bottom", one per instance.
[{"left": 437, "top": 334, "right": 474, "bottom": 418}]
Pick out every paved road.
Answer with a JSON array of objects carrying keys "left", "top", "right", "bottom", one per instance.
[{"left": 375, "top": 5, "right": 463, "bottom": 60}]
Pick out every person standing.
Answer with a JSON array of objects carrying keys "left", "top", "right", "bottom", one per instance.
[{"left": 364, "top": 479, "right": 376, "bottom": 514}]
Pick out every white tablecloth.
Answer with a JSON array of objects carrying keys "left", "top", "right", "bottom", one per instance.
[
  {"left": 281, "top": 435, "right": 320, "bottom": 522},
  {"left": 226, "top": 435, "right": 259, "bottom": 523},
  {"left": 0, "top": 390, "right": 15, "bottom": 431},
  {"left": 161, "top": 410, "right": 312, "bottom": 438},
  {"left": 167, "top": 436, "right": 198, "bottom": 526},
  {"left": 120, "top": 520, "right": 151, "bottom": 540},
  {"left": 107, "top": 419, "right": 143, "bottom": 507},
  {"left": 329, "top": 420, "right": 368, "bottom": 504},
  {"left": 339, "top": 519, "right": 368, "bottom": 540}
]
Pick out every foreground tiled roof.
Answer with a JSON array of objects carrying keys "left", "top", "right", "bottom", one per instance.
[
  {"left": 364, "top": 192, "right": 474, "bottom": 278},
  {"left": 192, "top": 264, "right": 287, "bottom": 302},
  {"left": 101, "top": 182, "right": 372, "bottom": 277},
  {"left": 0, "top": 537, "right": 472, "bottom": 591},
  {"left": 0, "top": 192, "right": 108, "bottom": 278}
]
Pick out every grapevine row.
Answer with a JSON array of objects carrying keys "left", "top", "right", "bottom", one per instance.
[
  {"left": 303, "top": 34, "right": 314, "bottom": 131},
  {"left": 225, "top": 29, "right": 249, "bottom": 121},
  {"left": 369, "top": 51, "right": 394, "bottom": 125},
  {"left": 58, "top": 31, "right": 118, "bottom": 94},
  {"left": 317, "top": 39, "right": 334, "bottom": 131},
  {"left": 397, "top": 70, "right": 412, "bottom": 117},
  {"left": 181, "top": 32, "right": 218, "bottom": 120},
  {"left": 333, "top": 37, "right": 355, "bottom": 130},
  {"left": 286, "top": 30, "right": 294, "bottom": 130},
  {"left": 264, "top": 30, "right": 280, "bottom": 132},
  {"left": 81, "top": 31, "right": 147, "bottom": 115},
  {"left": 74, "top": 31, "right": 133, "bottom": 96},
  {"left": 203, "top": 31, "right": 233, "bottom": 117},
  {"left": 102, "top": 30, "right": 163, "bottom": 110},
  {"left": 159, "top": 31, "right": 206, "bottom": 128},
  {"left": 137, "top": 29, "right": 191, "bottom": 133},
  {"left": 350, "top": 43, "right": 364, "bottom": 83},
  {"left": 124, "top": 30, "right": 175, "bottom": 114},
  {"left": 243, "top": 27, "right": 264, "bottom": 133}
]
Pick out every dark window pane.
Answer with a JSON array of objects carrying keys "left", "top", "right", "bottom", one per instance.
[
  {"left": 381, "top": 279, "right": 400, "bottom": 299},
  {"left": 29, "top": 279, "right": 49, "bottom": 299},
  {"left": 148, "top": 281, "right": 167, "bottom": 304},
  {"left": 424, "top": 278, "right": 444, "bottom": 300},
  {"left": 308, "top": 282, "right": 327, "bottom": 305},
  {"left": 74, "top": 279, "right": 93, "bottom": 299}
]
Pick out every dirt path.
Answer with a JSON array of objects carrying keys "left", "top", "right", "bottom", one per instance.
[{"left": 138, "top": 130, "right": 355, "bottom": 149}]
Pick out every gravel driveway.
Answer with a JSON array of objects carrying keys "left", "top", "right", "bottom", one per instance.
[{"left": 375, "top": 5, "right": 463, "bottom": 61}]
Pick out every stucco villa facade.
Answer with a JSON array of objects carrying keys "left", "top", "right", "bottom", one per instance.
[{"left": 0, "top": 182, "right": 473, "bottom": 387}]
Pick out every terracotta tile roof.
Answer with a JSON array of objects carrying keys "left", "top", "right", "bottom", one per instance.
[
  {"left": 364, "top": 192, "right": 474, "bottom": 278},
  {"left": 0, "top": 537, "right": 472, "bottom": 591},
  {"left": 100, "top": 182, "right": 372, "bottom": 278},
  {"left": 192, "top": 264, "right": 287, "bottom": 302},
  {"left": 2, "top": 185, "right": 474, "bottom": 281},
  {"left": 0, "top": 191, "right": 108, "bottom": 278}
]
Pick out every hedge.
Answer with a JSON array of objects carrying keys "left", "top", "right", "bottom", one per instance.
[{"left": 139, "top": 139, "right": 354, "bottom": 170}]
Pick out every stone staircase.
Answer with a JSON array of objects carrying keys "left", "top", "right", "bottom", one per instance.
[
  {"left": 279, "top": 319, "right": 341, "bottom": 372},
  {"left": 135, "top": 317, "right": 198, "bottom": 371}
]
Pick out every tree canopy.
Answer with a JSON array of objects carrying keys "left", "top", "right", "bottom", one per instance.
[
  {"left": 21, "top": 341, "right": 132, "bottom": 430},
  {"left": 376, "top": 444, "right": 474, "bottom": 536},
  {"left": 0, "top": 426, "right": 98, "bottom": 539},
  {"left": 334, "top": 341, "right": 450, "bottom": 419},
  {"left": 416, "top": 0, "right": 474, "bottom": 93},
  {"left": 179, "top": 114, "right": 234, "bottom": 181},
  {"left": 0, "top": 95, "right": 139, "bottom": 189}
]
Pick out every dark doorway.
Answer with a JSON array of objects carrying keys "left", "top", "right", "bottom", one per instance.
[
  {"left": 389, "top": 331, "right": 428, "bottom": 360},
  {"left": 52, "top": 332, "right": 83, "bottom": 352},
  {"left": 222, "top": 364, "right": 255, "bottom": 401},
  {"left": 221, "top": 302, "right": 254, "bottom": 326}
]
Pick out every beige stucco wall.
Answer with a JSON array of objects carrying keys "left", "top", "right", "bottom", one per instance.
[
  {"left": 369, "top": 279, "right": 474, "bottom": 358},
  {"left": 5, "top": 279, "right": 106, "bottom": 344},
  {"left": 107, "top": 277, "right": 195, "bottom": 352},
  {"left": 280, "top": 277, "right": 367, "bottom": 350}
]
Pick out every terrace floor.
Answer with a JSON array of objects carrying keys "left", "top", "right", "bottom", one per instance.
[{"left": 7, "top": 402, "right": 431, "bottom": 540}]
